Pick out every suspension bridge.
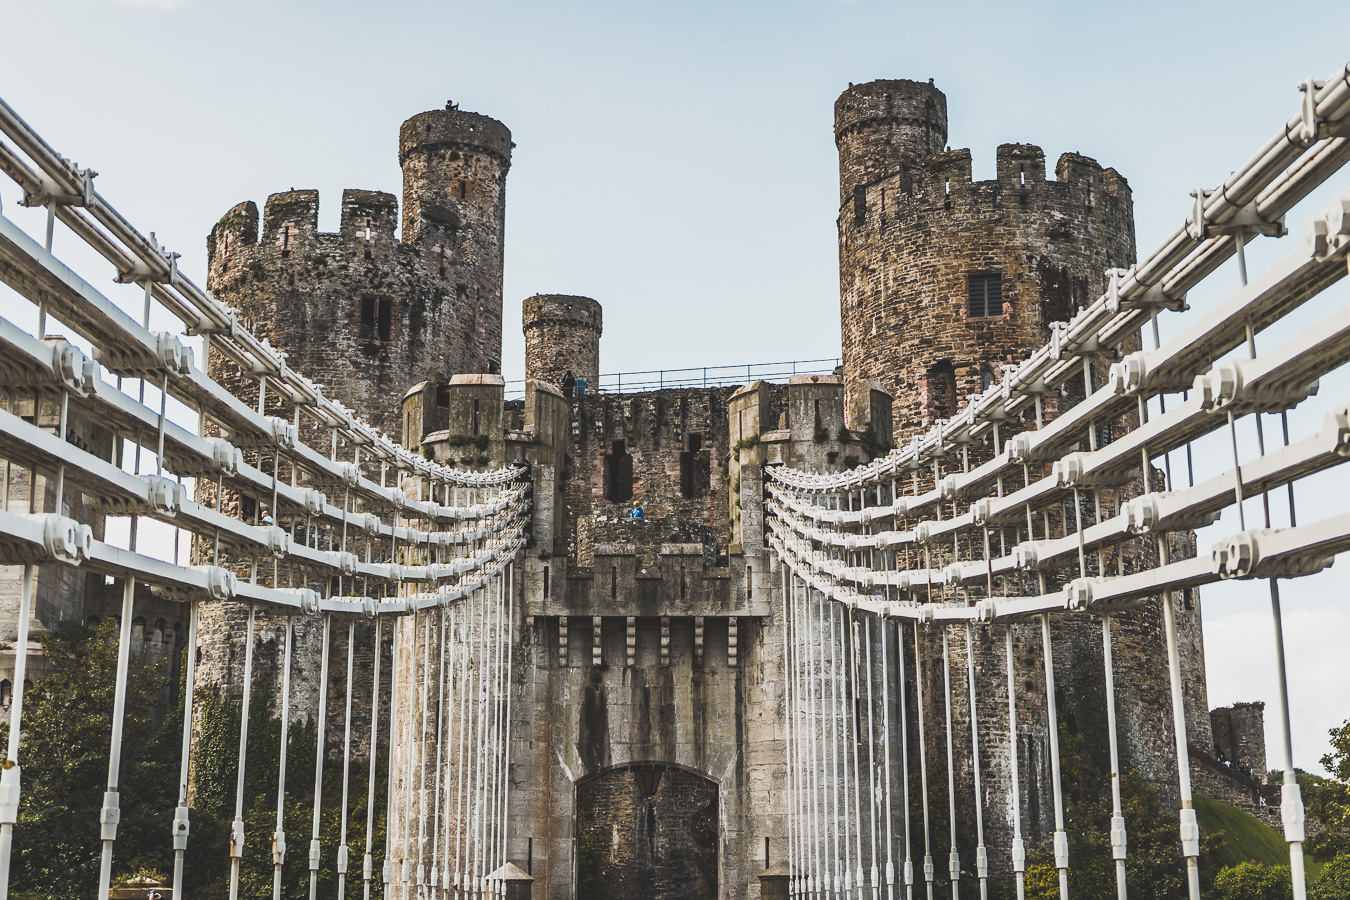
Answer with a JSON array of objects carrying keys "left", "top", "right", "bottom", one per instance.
[{"left": 0, "top": 61, "right": 1346, "bottom": 900}]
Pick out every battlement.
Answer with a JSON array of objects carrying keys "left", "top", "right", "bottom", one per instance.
[
  {"left": 208, "top": 188, "right": 411, "bottom": 261},
  {"left": 523, "top": 294, "right": 603, "bottom": 333},
  {"left": 863, "top": 145, "right": 1132, "bottom": 210},
  {"left": 399, "top": 105, "right": 513, "bottom": 168},
  {"left": 841, "top": 143, "right": 1133, "bottom": 232},
  {"left": 340, "top": 189, "right": 399, "bottom": 239},
  {"left": 833, "top": 78, "right": 946, "bottom": 143},
  {"left": 263, "top": 188, "right": 319, "bottom": 238}
]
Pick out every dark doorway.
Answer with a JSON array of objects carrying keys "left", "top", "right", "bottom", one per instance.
[{"left": 576, "top": 764, "right": 718, "bottom": 900}]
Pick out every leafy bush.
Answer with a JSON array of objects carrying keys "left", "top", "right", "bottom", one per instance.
[{"left": 1213, "top": 861, "right": 1291, "bottom": 900}]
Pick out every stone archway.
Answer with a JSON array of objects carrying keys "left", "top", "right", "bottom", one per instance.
[{"left": 575, "top": 763, "right": 718, "bottom": 900}]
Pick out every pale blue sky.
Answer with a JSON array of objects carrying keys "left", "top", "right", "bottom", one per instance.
[{"left": 1, "top": 0, "right": 1348, "bottom": 772}]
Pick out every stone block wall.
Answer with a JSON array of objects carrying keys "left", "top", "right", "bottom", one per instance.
[
  {"left": 835, "top": 80, "right": 1136, "bottom": 441},
  {"left": 565, "top": 388, "right": 733, "bottom": 567}
]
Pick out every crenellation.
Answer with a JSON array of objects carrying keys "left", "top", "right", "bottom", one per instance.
[{"left": 995, "top": 142, "right": 1047, "bottom": 184}]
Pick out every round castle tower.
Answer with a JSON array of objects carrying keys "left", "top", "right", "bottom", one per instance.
[
  {"left": 205, "top": 103, "right": 511, "bottom": 439},
  {"left": 400, "top": 105, "right": 513, "bottom": 377},
  {"left": 832, "top": 79, "right": 1209, "bottom": 874},
  {"left": 523, "top": 294, "right": 602, "bottom": 392},
  {"left": 836, "top": 79, "right": 1136, "bottom": 439}
]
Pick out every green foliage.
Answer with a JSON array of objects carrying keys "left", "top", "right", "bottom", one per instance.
[
  {"left": 1308, "top": 718, "right": 1350, "bottom": 859},
  {"left": 1311, "top": 852, "right": 1350, "bottom": 900},
  {"left": 0, "top": 623, "right": 387, "bottom": 899},
  {"left": 447, "top": 433, "right": 490, "bottom": 451},
  {"left": 860, "top": 423, "right": 892, "bottom": 458},
  {"left": 188, "top": 689, "right": 389, "bottom": 900},
  {"left": 731, "top": 433, "right": 760, "bottom": 459},
  {"left": 0, "top": 621, "right": 177, "bottom": 898},
  {"left": 1021, "top": 726, "right": 1197, "bottom": 900},
  {"left": 1213, "top": 861, "right": 1292, "bottom": 900}
]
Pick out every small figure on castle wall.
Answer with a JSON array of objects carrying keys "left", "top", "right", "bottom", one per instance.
[{"left": 629, "top": 500, "right": 644, "bottom": 520}]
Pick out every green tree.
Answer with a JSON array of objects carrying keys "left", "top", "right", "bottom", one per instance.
[
  {"left": 1306, "top": 718, "right": 1350, "bottom": 860},
  {"left": 1310, "top": 851, "right": 1350, "bottom": 900},
  {"left": 1020, "top": 725, "right": 1199, "bottom": 900},
  {"left": 1213, "top": 861, "right": 1292, "bottom": 900},
  {"left": 1, "top": 621, "right": 178, "bottom": 899}
]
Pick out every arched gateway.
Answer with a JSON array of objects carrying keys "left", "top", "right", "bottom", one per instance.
[{"left": 575, "top": 763, "right": 719, "bottom": 900}]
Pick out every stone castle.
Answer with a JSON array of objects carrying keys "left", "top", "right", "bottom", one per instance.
[{"left": 0, "top": 80, "right": 1277, "bottom": 898}]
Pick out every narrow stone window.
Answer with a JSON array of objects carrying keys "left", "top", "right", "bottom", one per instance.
[
  {"left": 279, "top": 225, "right": 292, "bottom": 258},
  {"left": 472, "top": 398, "right": 481, "bottom": 436},
  {"left": 459, "top": 180, "right": 468, "bottom": 199},
  {"left": 0, "top": 680, "right": 11, "bottom": 707},
  {"left": 604, "top": 439, "right": 634, "bottom": 503},
  {"left": 543, "top": 565, "right": 550, "bottom": 598},
  {"left": 981, "top": 366, "right": 996, "bottom": 392},
  {"left": 967, "top": 272, "right": 1003, "bottom": 317},
  {"left": 680, "top": 432, "right": 709, "bottom": 498},
  {"left": 360, "top": 297, "right": 393, "bottom": 341},
  {"left": 853, "top": 185, "right": 866, "bottom": 226}
]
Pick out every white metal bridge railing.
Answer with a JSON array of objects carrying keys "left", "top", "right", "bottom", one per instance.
[
  {"left": 767, "top": 64, "right": 1350, "bottom": 900},
  {"left": 0, "top": 91, "right": 530, "bottom": 899}
]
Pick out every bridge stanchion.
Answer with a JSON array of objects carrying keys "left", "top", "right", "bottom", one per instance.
[
  {"left": 171, "top": 597, "right": 199, "bottom": 900},
  {"left": 863, "top": 610, "right": 880, "bottom": 900},
  {"left": 912, "top": 617, "right": 934, "bottom": 900},
  {"left": 336, "top": 620, "right": 358, "bottom": 898},
  {"left": 362, "top": 616, "right": 383, "bottom": 900},
  {"left": 1156, "top": 537, "right": 1202, "bottom": 900},
  {"left": 429, "top": 608, "right": 449, "bottom": 896},
  {"left": 500, "top": 562, "right": 517, "bottom": 880},
  {"left": 779, "top": 561, "right": 799, "bottom": 899},
  {"left": 1039, "top": 613, "right": 1070, "bottom": 900},
  {"left": 0, "top": 565, "right": 34, "bottom": 900},
  {"left": 1004, "top": 628, "right": 1026, "bottom": 900},
  {"left": 1102, "top": 613, "right": 1129, "bottom": 900},
  {"left": 308, "top": 612, "right": 333, "bottom": 900},
  {"left": 271, "top": 614, "right": 294, "bottom": 900},
  {"left": 964, "top": 623, "right": 988, "bottom": 900},
  {"left": 879, "top": 610, "right": 897, "bottom": 900},
  {"left": 227, "top": 603, "right": 257, "bottom": 900},
  {"left": 845, "top": 608, "right": 866, "bottom": 900},
  {"left": 940, "top": 627, "right": 960, "bottom": 900},
  {"left": 896, "top": 617, "right": 915, "bottom": 900},
  {"left": 95, "top": 572, "right": 138, "bottom": 900},
  {"left": 827, "top": 576, "right": 844, "bottom": 899}
]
